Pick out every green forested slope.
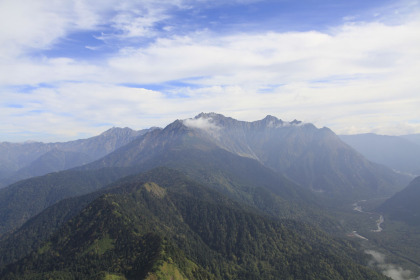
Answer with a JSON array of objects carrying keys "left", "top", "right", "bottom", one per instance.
[
  {"left": 0, "top": 162, "right": 329, "bottom": 270},
  {"left": 0, "top": 167, "right": 137, "bottom": 237},
  {"left": 378, "top": 176, "right": 420, "bottom": 226},
  {"left": 0, "top": 192, "right": 100, "bottom": 267},
  {"left": 0, "top": 168, "right": 388, "bottom": 279}
]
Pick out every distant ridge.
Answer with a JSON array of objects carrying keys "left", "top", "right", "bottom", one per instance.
[
  {"left": 0, "top": 127, "right": 158, "bottom": 187},
  {"left": 340, "top": 133, "right": 420, "bottom": 176}
]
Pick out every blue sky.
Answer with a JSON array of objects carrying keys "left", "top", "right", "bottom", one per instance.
[{"left": 0, "top": 0, "right": 419, "bottom": 142}]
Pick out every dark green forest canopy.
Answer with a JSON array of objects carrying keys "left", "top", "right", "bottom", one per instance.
[{"left": 0, "top": 168, "right": 388, "bottom": 279}]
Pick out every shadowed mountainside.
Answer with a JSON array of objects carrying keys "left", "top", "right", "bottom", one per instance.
[{"left": 378, "top": 176, "right": 420, "bottom": 226}]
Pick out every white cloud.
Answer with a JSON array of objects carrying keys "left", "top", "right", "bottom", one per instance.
[
  {"left": 109, "top": 5, "right": 169, "bottom": 39},
  {"left": 0, "top": 0, "right": 111, "bottom": 58},
  {"left": 0, "top": 1, "right": 65, "bottom": 57},
  {"left": 365, "top": 250, "right": 420, "bottom": 280},
  {"left": 0, "top": 57, "right": 101, "bottom": 86},
  {"left": 0, "top": 0, "right": 183, "bottom": 59},
  {"left": 105, "top": 16, "right": 420, "bottom": 90},
  {"left": 0, "top": 81, "right": 176, "bottom": 141},
  {"left": 1, "top": 1, "right": 420, "bottom": 141},
  {"left": 183, "top": 116, "right": 221, "bottom": 135},
  {"left": 103, "top": 16, "right": 420, "bottom": 135}
]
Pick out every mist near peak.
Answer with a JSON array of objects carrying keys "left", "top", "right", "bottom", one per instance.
[{"left": 182, "top": 116, "right": 221, "bottom": 138}]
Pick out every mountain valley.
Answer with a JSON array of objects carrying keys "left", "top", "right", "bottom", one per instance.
[{"left": 0, "top": 113, "right": 418, "bottom": 279}]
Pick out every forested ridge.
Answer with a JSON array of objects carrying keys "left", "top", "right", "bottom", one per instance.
[{"left": 0, "top": 168, "right": 388, "bottom": 279}]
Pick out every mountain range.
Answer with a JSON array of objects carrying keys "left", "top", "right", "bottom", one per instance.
[
  {"left": 0, "top": 113, "right": 411, "bottom": 236},
  {"left": 0, "top": 113, "right": 416, "bottom": 279},
  {"left": 401, "top": 134, "right": 420, "bottom": 146},
  {"left": 0, "top": 127, "right": 156, "bottom": 187},
  {"left": 87, "top": 113, "right": 408, "bottom": 199},
  {"left": 340, "top": 133, "right": 420, "bottom": 176}
]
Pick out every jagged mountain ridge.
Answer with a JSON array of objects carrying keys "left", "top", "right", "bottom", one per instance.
[
  {"left": 88, "top": 113, "right": 408, "bottom": 199},
  {"left": 0, "top": 113, "right": 409, "bottom": 239},
  {"left": 184, "top": 113, "right": 408, "bottom": 196},
  {"left": 0, "top": 127, "right": 157, "bottom": 187},
  {"left": 0, "top": 118, "right": 321, "bottom": 238}
]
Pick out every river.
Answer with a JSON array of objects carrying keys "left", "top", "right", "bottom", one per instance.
[
  {"left": 372, "top": 215, "right": 384, "bottom": 232},
  {"left": 350, "top": 200, "right": 384, "bottom": 239}
]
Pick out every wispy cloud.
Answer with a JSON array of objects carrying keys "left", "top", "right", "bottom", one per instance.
[
  {"left": 0, "top": 0, "right": 103, "bottom": 58},
  {"left": 183, "top": 115, "right": 221, "bottom": 138},
  {"left": 0, "top": 0, "right": 419, "bottom": 141},
  {"left": 365, "top": 250, "right": 420, "bottom": 280}
]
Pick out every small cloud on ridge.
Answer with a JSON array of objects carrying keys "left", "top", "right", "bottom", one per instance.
[{"left": 183, "top": 116, "right": 221, "bottom": 137}]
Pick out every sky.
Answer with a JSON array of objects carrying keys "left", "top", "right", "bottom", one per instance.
[{"left": 0, "top": 0, "right": 419, "bottom": 142}]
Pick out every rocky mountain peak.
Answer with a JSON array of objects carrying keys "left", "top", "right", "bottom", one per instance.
[
  {"left": 194, "top": 112, "right": 222, "bottom": 119},
  {"left": 100, "top": 127, "right": 136, "bottom": 137},
  {"left": 260, "top": 115, "right": 284, "bottom": 127},
  {"left": 290, "top": 119, "right": 302, "bottom": 125},
  {"left": 192, "top": 112, "right": 237, "bottom": 127}
]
